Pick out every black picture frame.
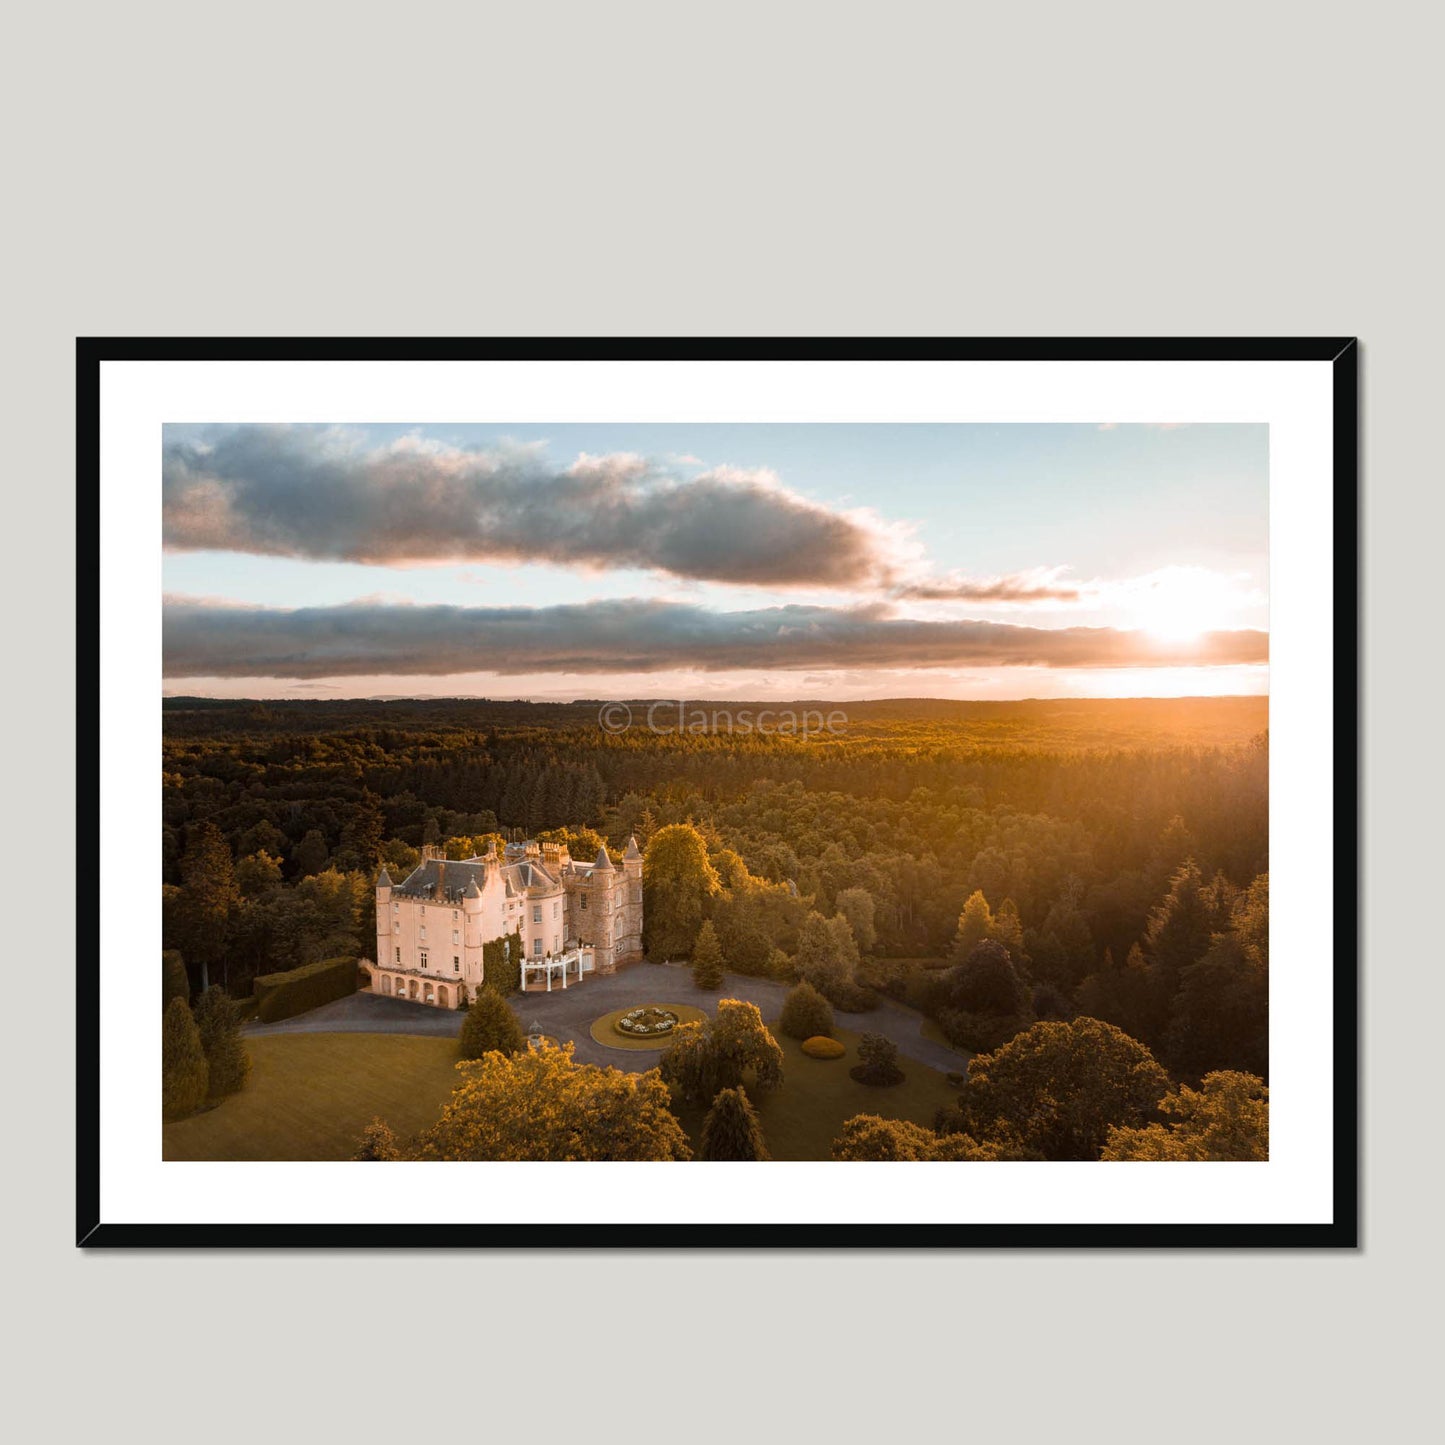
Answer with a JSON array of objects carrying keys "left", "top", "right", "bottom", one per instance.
[{"left": 77, "top": 336, "right": 1359, "bottom": 1249}]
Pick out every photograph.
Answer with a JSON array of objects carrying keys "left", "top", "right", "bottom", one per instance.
[{"left": 82, "top": 341, "right": 1355, "bottom": 1245}]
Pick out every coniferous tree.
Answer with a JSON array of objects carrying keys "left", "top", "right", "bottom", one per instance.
[
  {"left": 950, "top": 890, "right": 994, "bottom": 960},
  {"left": 691, "top": 920, "right": 725, "bottom": 990},
  {"left": 698, "top": 1086, "right": 770, "bottom": 1160},
  {"left": 162, "top": 950, "right": 189, "bottom": 1010},
  {"left": 175, "top": 821, "right": 237, "bottom": 991},
  {"left": 162, "top": 997, "right": 209, "bottom": 1121},
  {"left": 193, "top": 986, "right": 251, "bottom": 1100}
]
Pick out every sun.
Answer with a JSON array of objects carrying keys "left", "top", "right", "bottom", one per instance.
[{"left": 1129, "top": 567, "right": 1244, "bottom": 643}]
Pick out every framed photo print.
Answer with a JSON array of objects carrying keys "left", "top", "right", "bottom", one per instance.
[{"left": 80, "top": 337, "right": 1358, "bottom": 1247}]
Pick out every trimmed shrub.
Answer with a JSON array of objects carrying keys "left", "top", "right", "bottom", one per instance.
[
  {"left": 482, "top": 930, "right": 522, "bottom": 995},
  {"left": 850, "top": 1032, "right": 905, "bottom": 1086},
  {"left": 698, "top": 1086, "right": 770, "bottom": 1160},
  {"left": 162, "top": 950, "right": 189, "bottom": 1010},
  {"left": 459, "top": 988, "right": 525, "bottom": 1060},
  {"left": 801, "top": 1035, "right": 846, "bottom": 1060},
  {"left": 193, "top": 986, "right": 251, "bottom": 1100},
  {"left": 778, "top": 980, "right": 834, "bottom": 1040},
  {"left": 254, "top": 956, "right": 359, "bottom": 1023},
  {"left": 162, "top": 997, "right": 208, "bottom": 1121}
]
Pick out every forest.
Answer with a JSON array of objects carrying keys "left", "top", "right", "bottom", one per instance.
[{"left": 161, "top": 693, "right": 1267, "bottom": 1093}]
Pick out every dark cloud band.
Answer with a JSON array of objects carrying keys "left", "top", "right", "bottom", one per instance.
[
  {"left": 163, "top": 596, "right": 1269, "bottom": 679},
  {"left": 163, "top": 426, "right": 892, "bottom": 587}
]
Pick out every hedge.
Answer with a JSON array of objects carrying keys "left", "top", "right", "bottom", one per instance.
[
  {"left": 254, "top": 956, "right": 359, "bottom": 1023},
  {"left": 801, "top": 1035, "right": 846, "bottom": 1059}
]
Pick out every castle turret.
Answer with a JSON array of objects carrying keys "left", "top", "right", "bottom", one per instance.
[
  {"left": 620, "top": 836, "right": 643, "bottom": 964},
  {"left": 463, "top": 872, "right": 485, "bottom": 986},
  {"left": 375, "top": 866, "right": 393, "bottom": 975}
]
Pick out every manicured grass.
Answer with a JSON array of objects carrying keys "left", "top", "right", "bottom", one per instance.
[
  {"left": 588, "top": 1002, "right": 709, "bottom": 1051},
  {"left": 162, "top": 1018, "right": 960, "bottom": 1163},
  {"left": 674, "top": 1024, "right": 959, "bottom": 1161},
  {"left": 162, "top": 1033, "right": 464, "bottom": 1161}
]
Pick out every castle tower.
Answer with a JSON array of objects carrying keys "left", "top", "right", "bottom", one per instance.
[
  {"left": 375, "top": 866, "right": 393, "bottom": 975},
  {"left": 463, "top": 873, "right": 485, "bottom": 990},
  {"left": 621, "top": 836, "right": 643, "bottom": 963}
]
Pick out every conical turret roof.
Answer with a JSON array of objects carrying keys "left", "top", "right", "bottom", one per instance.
[
  {"left": 377, "top": 866, "right": 393, "bottom": 887},
  {"left": 623, "top": 835, "right": 642, "bottom": 860},
  {"left": 593, "top": 845, "right": 614, "bottom": 871}
]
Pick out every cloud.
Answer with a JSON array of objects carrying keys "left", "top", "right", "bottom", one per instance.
[
  {"left": 163, "top": 595, "right": 1268, "bottom": 679},
  {"left": 162, "top": 425, "right": 905, "bottom": 588},
  {"left": 894, "top": 566, "right": 1083, "bottom": 602}
]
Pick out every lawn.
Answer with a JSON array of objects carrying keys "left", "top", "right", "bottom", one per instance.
[
  {"left": 163, "top": 1020, "right": 961, "bottom": 1163},
  {"left": 162, "top": 1032, "right": 464, "bottom": 1161},
  {"left": 673, "top": 1024, "right": 960, "bottom": 1161}
]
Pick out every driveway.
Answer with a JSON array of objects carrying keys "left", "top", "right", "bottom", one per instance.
[{"left": 247, "top": 960, "right": 969, "bottom": 1074}]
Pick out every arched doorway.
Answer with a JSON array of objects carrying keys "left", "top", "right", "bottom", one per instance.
[
  {"left": 437, "top": 985, "right": 449, "bottom": 1009},
  {"left": 379, "top": 975, "right": 391, "bottom": 995},
  {"left": 408, "top": 979, "right": 419, "bottom": 1000}
]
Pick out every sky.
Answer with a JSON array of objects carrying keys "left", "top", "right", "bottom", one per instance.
[{"left": 161, "top": 422, "right": 1268, "bottom": 701}]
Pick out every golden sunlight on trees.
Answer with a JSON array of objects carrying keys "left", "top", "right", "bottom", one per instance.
[
  {"left": 643, "top": 823, "right": 720, "bottom": 957},
  {"left": 659, "top": 998, "right": 784, "bottom": 1104},
  {"left": 1102, "top": 1071, "right": 1268, "bottom": 1160},
  {"left": 352, "top": 1117, "right": 403, "bottom": 1161},
  {"left": 956, "top": 1017, "right": 1170, "bottom": 1161},
  {"left": 831, "top": 1115, "right": 1014, "bottom": 1161},
  {"left": 418, "top": 1044, "right": 691, "bottom": 1161}
]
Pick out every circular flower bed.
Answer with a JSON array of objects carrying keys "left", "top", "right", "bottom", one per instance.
[{"left": 616, "top": 1006, "right": 681, "bottom": 1039}]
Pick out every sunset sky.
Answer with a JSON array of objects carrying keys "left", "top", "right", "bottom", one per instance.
[{"left": 161, "top": 422, "right": 1268, "bottom": 701}]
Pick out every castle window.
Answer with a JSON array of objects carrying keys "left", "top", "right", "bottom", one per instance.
[
  {"left": 452, "top": 930, "right": 459, "bottom": 945},
  {"left": 581, "top": 895, "right": 588, "bottom": 911},
  {"left": 452, "top": 910, "right": 458, "bottom": 921},
  {"left": 533, "top": 938, "right": 542, "bottom": 956},
  {"left": 395, "top": 947, "right": 401, "bottom": 963},
  {"left": 453, "top": 956, "right": 460, "bottom": 972},
  {"left": 420, "top": 926, "right": 427, "bottom": 941},
  {"left": 533, "top": 905, "right": 541, "bottom": 923},
  {"left": 553, "top": 901, "right": 560, "bottom": 918},
  {"left": 420, "top": 951, "right": 429, "bottom": 969}
]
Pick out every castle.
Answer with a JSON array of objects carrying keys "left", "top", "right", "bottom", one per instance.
[{"left": 372, "top": 837, "right": 643, "bottom": 1007}]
